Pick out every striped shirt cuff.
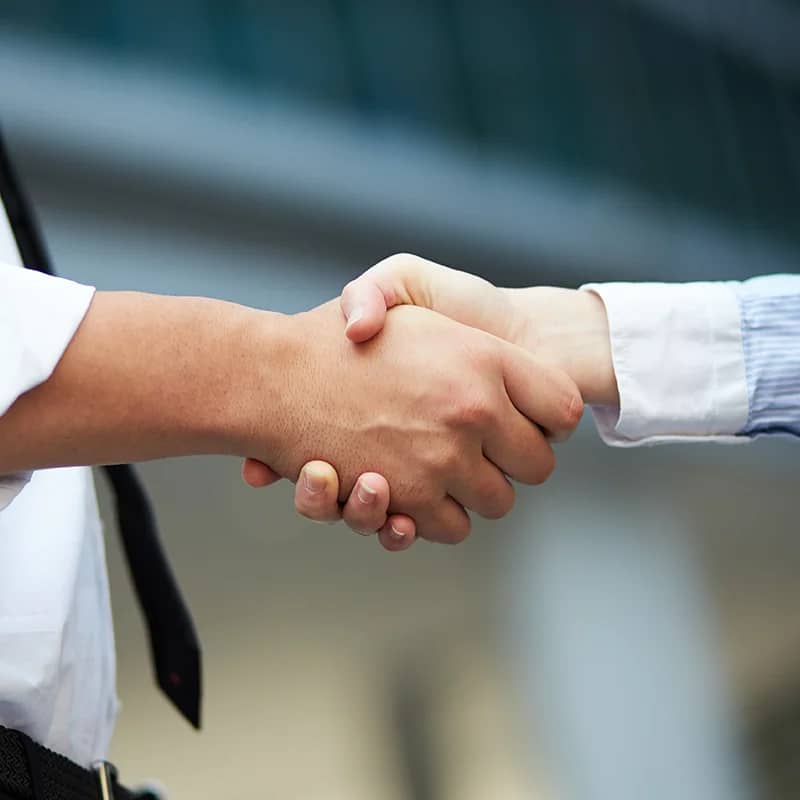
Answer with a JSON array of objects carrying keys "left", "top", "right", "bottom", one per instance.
[{"left": 736, "top": 274, "right": 800, "bottom": 438}]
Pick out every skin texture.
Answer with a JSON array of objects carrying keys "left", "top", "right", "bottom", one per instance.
[
  {"left": 0, "top": 291, "right": 272, "bottom": 470},
  {"left": 339, "top": 255, "right": 617, "bottom": 406},
  {"left": 504, "top": 286, "right": 618, "bottom": 407},
  {"left": 262, "top": 254, "right": 616, "bottom": 547},
  {"left": 261, "top": 300, "right": 581, "bottom": 542},
  {"left": 0, "top": 289, "right": 581, "bottom": 544}
]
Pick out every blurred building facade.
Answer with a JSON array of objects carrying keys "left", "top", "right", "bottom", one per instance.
[{"left": 0, "top": 3, "right": 799, "bottom": 799}]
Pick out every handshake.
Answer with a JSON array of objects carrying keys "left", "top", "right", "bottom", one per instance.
[{"left": 239, "top": 254, "right": 617, "bottom": 552}]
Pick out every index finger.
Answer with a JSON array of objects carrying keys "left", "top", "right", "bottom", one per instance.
[{"left": 500, "top": 342, "right": 584, "bottom": 441}]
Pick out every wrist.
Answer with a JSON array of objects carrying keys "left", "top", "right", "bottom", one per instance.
[
  {"left": 506, "top": 286, "right": 618, "bottom": 406},
  {"left": 215, "top": 307, "right": 302, "bottom": 464}
]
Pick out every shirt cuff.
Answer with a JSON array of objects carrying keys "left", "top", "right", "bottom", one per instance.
[
  {"left": 0, "top": 473, "right": 32, "bottom": 511},
  {"left": 0, "top": 267, "right": 95, "bottom": 510},
  {"left": 580, "top": 282, "right": 749, "bottom": 447},
  {"left": 0, "top": 267, "right": 95, "bottom": 416}
]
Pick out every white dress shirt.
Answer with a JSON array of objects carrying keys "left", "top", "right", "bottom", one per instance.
[
  {"left": 582, "top": 276, "right": 800, "bottom": 445},
  {"left": 0, "top": 196, "right": 118, "bottom": 766},
  {"left": 0, "top": 169, "right": 794, "bottom": 768}
]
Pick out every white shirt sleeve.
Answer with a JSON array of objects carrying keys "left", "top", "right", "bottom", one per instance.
[
  {"left": 0, "top": 264, "right": 95, "bottom": 508},
  {"left": 580, "top": 281, "right": 749, "bottom": 447}
]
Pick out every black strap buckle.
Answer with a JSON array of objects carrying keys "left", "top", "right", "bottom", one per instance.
[{"left": 92, "top": 760, "right": 118, "bottom": 800}]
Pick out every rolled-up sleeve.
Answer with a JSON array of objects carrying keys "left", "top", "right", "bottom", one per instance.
[{"left": 0, "top": 264, "right": 95, "bottom": 508}]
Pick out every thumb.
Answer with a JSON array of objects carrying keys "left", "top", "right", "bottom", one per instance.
[
  {"left": 340, "top": 253, "right": 431, "bottom": 342},
  {"left": 340, "top": 276, "right": 390, "bottom": 343},
  {"left": 340, "top": 254, "right": 508, "bottom": 345}
]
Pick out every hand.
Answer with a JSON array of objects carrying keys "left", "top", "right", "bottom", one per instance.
[
  {"left": 339, "top": 254, "right": 617, "bottom": 406},
  {"left": 243, "top": 299, "right": 582, "bottom": 545},
  {"left": 342, "top": 253, "right": 521, "bottom": 353},
  {"left": 241, "top": 458, "right": 418, "bottom": 552},
  {"left": 244, "top": 257, "right": 519, "bottom": 546},
  {"left": 264, "top": 254, "right": 615, "bottom": 543},
  {"left": 244, "top": 256, "right": 599, "bottom": 549}
]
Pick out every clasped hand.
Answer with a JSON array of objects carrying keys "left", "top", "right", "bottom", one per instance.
[{"left": 242, "top": 255, "right": 584, "bottom": 551}]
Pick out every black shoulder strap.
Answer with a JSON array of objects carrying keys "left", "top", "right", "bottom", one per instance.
[{"left": 0, "top": 128, "right": 201, "bottom": 729}]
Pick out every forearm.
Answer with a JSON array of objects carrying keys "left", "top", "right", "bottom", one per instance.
[
  {"left": 520, "top": 279, "right": 788, "bottom": 446},
  {"left": 0, "top": 290, "right": 294, "bottom": 472},
  {"left": 506, "top": 286, "right": 619, "bottom": 406}
]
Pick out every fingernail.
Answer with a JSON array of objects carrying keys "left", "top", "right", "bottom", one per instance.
[
  {"left": 303, "top": 465, "right": 326, "bottom": 495},
  {"left": 357, "top": 481, "right": 377, "bottom": 504},
  {"left": 389, "top": 524, "right": 405, "bottom": 542},
  {"left": 345, "top": 306, "right": 364, "bottom": 330}
]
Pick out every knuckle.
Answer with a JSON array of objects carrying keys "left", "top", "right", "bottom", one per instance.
[
  {"left": 463, "top": 336, "right": 495, "bottom": 370},
  {"left": 426, "top": 518, "right": 471, "bottom": 545},
  {"left": 530, "top": 447, "right": 556, "bottom": 486},
  {"left": 482, "top": 483, "right": 515, "bottom": 520},
  {"left": 456, "top": 394, "right": 495, "bottom": 429},
  {"left": 385, "top": 252, "right": 419, "bottom": 268},
  {"left": 465, "top": 470, "right": 515, "bottom": 520},
  {"left": 377, "top": 252, "right": 421, "bottom": 281},
  {"left": 385, "top": 252, "right": 414, "bottom": 266},
  {"left": 443, "top": 518, "right": 472, "bottom": 545},
  {"left": 561, "top": 391, "right": 585, "bottom": 432},
  {"left": 426, "top": 442, "right": 461, "bottom": 477}
]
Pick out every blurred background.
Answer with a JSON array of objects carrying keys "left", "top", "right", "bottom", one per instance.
[{"left": 1, "top": 2, "right": 799, "bottom": 798}]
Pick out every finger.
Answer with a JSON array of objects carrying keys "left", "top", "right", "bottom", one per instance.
[
  {"left": 483, "top": 412, "right": 556, "bottom": 486},
  {"left": 241, "top": 458, "right": 281, "bottom": 488},
  {"left": 341, "top": 472, "right": 390, "bottom": 535},
  {"left": 448, "top": 461, "right": 516, "bottom": 520},
  {"left": 340, "top": 253, "right": 435, "bottom": 342},
  {"left": 500, "top": 343, "right": 584, "bottom": 441},
  {"left": 341, "top": 277, "right": 390, "bottom": 343},
  {"left": 413, "top": 496, "right": 471, "bottom": 545},
  {"left": 294, "top": 461, "right": 342, "bottom": 524},
  {"left": 377, "top": 514, "right": 417, "bottom": 552}
]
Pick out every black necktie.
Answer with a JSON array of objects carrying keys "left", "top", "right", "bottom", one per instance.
[
  {"left": 103, "top": 465, "right": 201, "bottom": 728},
  {"left": 0, "top": 128, "right": 202, "bottom": 729}
]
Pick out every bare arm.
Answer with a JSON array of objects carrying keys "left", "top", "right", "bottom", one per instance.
[
  {"left": 507, "top": 286, "right": 618, "bottom": 406},
  {"left": 0, "top": 290, "right": 291, "bottom": 472},
  {"left": 1, "top": 287, "right": 579, "bottom": 543}
]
